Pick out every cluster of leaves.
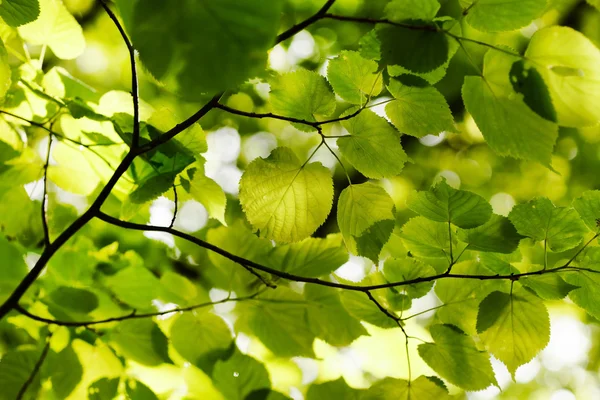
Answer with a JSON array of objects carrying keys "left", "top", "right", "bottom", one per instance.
[{"left": 1, "top": 0, "right": 600, "bottom": 399}]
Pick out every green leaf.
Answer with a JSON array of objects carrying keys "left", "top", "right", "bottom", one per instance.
[
  {"left": 0, "top": 234, "right": 28, "bottom": 304},
  {"left": 0, "top": 0, "right": 40, "bottom": 27},
  {"left": 435, "top": 261, "right": 507, "bottom": 335},
  {"left": 269, "top": 69, "right": 336, "bottom": 130},
  {"left": 520, "top": 269, "right": 578, "bottom": 300},
  {"left": 110, "top": 319, "right": 171, "bottom": 366},
  {"left": 400, "top": 216, "right": 452, "bottom": 259},
  {"left": 525, "top": 26, "right": 600, "bottom": 127},
  {"left": 386, "top": 79, "right": 455, "bottom": 138},
  {"left": 50, "top": 345, "right": 83, "bottom": 399},
  {"left": 170, "top": 311, "right": 233, "bottom": 371},
  {"left": 47, "top": 142, "right": 101, "bottom": 196},
  {"left": 384, "top": 0, "right": 440, "bottom": 21},
  {"left": 48, "top": 286, "right": 99, "bottom": 314},
  {"left": 268, "top": 234, "right": 348, "bottom": 278},
  {"left": 243, "top": 288, "right": 316, "bottom": 357},
  {"left": 588, "top": 0, "right": 600, "bottom": 10},
  {"left": 509, "top": 60, "right": 557, "bottom": 122},
  {"left": 378, "top": 24, "right": 449, "bottom": 73},
  {"left": 462, "top": 50, "right": 558, "bottom": 165},
  {"left": 182, "top": 163, "right": 227, "bottom": 225},
  {"left": 212, "top": 351, "right": 270, "bottom": 400},
  {"left": 457, "top": 214, "right": 523, "bottom": 253},
  {"left": 362, "top": 376, "right": 451, "bottom": 400},
  {"left": 239, "top": 147, "right": 334, "bottom": 243},
  {"left": 105, "top": 265, "right": 161, "bottom": 309},
  {"left": 159, "top": 271, "right": 202, "bottom": 306},
  {"left": 130, "top": 0, "right": 282, "bottom": 97},
  {"left": 306, "top": 378, "right": 362, "bottom": 400},
  {"left": 407, "top": 179, "right": 492, "bottom": 228},
  {"left": 477, "top": 288, "right": 550, "bottom": 377},
  {"left": 564, "top": 247, "right": 600, "bottom": 319},
  {"left": 206, "top": 223, "right": 273, "bottom": 289},
  {"left": 337, "top": 182, "right": 395, "bottom": 254},
  {"left": 382, "top": 257, "right": 436, "bottom": 298},
  {"left": 355, "top": 219, "right": 395, "bottom": 263},
  {"left": 0, "top": 40, "right": 11, "bottom": 100},
  {"left": 18, "top": 0, "right": 85, "bottom": 59},
  {"left": 462, "top": 0, "right": 547, "bottom": 32},
  {"left": 0, "top": 349, "right": 41, "bottom": 400},
  {"left": 388, "top": 19, "right": 461, "bottom": 85},
  {"left": 125, "top": 380, "right": 159, "bottom": 400},
  {"left": 573, "top": 190, "right": 600, "bottom": 231},
  {"left": 73, "top": 339, "right": 122, "bottom": 399},
  {"left": 418, "top": 324, "right": 498, "bottom": 391},
  {"left": 88, "top": 378, "right": 120, "bottom": 400},
  {"left": 338, "top": 109, "right": 407, "bottom": 179},
  {"left": 340, "top": 290, "right": 398, "bottom": 329},
  {"left": 327, "top": 51, "right": 382, "bottom": 104},
  {"left": 129, "top": 172, "right": 177, "bottom": 205},
  {"left": 305, "top": 285, "right": 368, "bottom": 347},
  {"left": 508, "top": 197, "right": 588, "bottom": 252}
]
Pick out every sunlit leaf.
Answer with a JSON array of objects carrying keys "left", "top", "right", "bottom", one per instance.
[
  {"left": 508, "top": 197, "right": 587, "bottom": 252},
  {"left": 239, "top": 147, "right": 333, "bottom": 243},
  {"left": 418, "top": 324, "right": 498, "bottom": 390},
  {"left": 477, "top": 288, "right": 550, "bottom": 377}
]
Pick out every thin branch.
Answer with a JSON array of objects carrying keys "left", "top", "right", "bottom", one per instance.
[
  {"left": 41, "top": 135, "right": 52, "bottom": 248},
  {"left": 98, "top": 0, "right": 140, "bottom": 148},
  {"left": 15, "top": 332, "right": 53, "bottom": 400},
  {"left": 240, "top": 264, "right": 277, "bottom": 289},
  {"left": 277, "top": 0, "right": 338, "bottom": 43},
  {"left": 564, "top": 233, "right": 599, "bottom": 268},
  {"left": 366, "top": 291, "right": 412, "bottom": 382},
  {"left": 169, "top": 184, "right": 178, "bottom": 229},
  {"left": 15, "top": 292, "right": 263, "bottom": 327},
  {"left": 401, "top": 303, "right": 448, "bottom": 322},
  {"left": 215, "top": 102, "right": 364, "bottom": 129}
]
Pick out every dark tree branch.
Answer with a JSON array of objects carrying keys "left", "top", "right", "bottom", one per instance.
[
  {"left": 94, "top": 212, "right": 600, "bottom": 292},
  {"left": 15, "top": 332, "right": 53, "bottom": 400},
  {"left": 15, "top": 292, "right": 262, "bottom": 327},
  {"left": 137, "top": 94, "right": 222, "bottom": 155},
  {"left": 98, "top": 0, "right": 140, "bottom": 148},
  {"left": 277, "top": 0, "right": 338, "bottom": 43}
]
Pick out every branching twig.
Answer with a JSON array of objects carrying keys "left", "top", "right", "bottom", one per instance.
[
  {"left": 366, "top": 291, "right": 412, "bottom": 382},
  {"left": 239, "top": 264, "right": 277, "bottom": 289},
  {"left": 15, "top": 292, "right": 263, "bottom": 327},
  {"left": 15, "top": 332, "right": 53, "bottom": 400},
  {"left": 215, "top": 102, "right": 364, "bottom": 129}
]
